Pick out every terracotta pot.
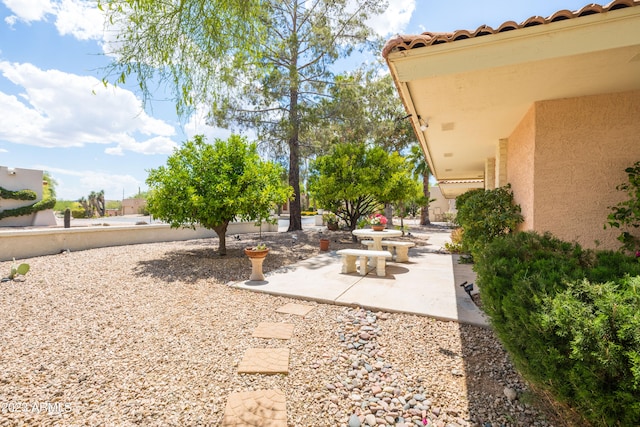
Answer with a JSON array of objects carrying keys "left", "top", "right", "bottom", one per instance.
[
  {"left": 319, "top": 238, "right": 330, "bottom": 251},
  {"left": 372, "top": 225, "right": 385, "bottom": 231},
  {"left": 244, "top": 247, "right": 269, "bottom": 259}
]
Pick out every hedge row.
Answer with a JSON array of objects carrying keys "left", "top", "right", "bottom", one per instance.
[{"left": 475, "top": 231, "right": 640, "bottom": 425}]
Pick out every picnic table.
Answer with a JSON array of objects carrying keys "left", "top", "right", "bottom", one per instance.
[{"left": 352, "top": 228, "right": 402, "bottom": 250}]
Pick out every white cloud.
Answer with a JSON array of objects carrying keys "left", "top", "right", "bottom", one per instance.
[
  {"left": 54, "top": 0, "right": 104, "bottom": 40},
  {"left": 0, "top": 148, "right": 8, "bottom": 153},
  {"left": 0, "top": 61, "right": 177, "bottom": 155},
  {"left": 367, "top": 0, "right": 415, "bottom": 37},
  {"left": 2, "top": 0, "right": 55, "bottom": 23},
  {"left": 105, "top": 136, "right": 178, "bottom": 156},
  {"left": 39, "top": 165, "right": 143, "bottom": 200},
  {"left": 2, "top": 0, "right": 104, "bottom": 40},
  {"left": 183, "top": 106, "right": 234, "bottom": 142}
]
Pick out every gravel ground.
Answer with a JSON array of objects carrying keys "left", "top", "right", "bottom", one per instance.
[{"left": 0, "top": 227, "right": 567, "bottom": 426}]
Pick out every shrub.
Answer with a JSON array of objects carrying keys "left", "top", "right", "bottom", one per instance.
[
  {"left": 605, "top": 160, "right": 640, "bottom": 253},
  {"left": 444, "top": 227, "right": 464, "bottom": 253},
  {"left": 475, "top": 231, "right": 640, "bottom": 425},
  {"left": 71, "top": 208, "right": 85, "bottom": 219},
  {"left": 455, "top": 185, "right": 523, "bottom": 257},
  {"left": 543, "top": 276, "right": 640, "bottom": 425}
]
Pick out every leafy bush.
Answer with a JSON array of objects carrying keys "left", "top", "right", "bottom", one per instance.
[
  {"left": 0, "top": 197, "right": 56, "bottom": 220},
  {"left": 605, "top": 161, "right": 640, "bottom": 253},
  {"left": 0, "top": 187, "right": 36, "bottom": 200},
  {"left": 543, "top": 276, "right": 640, "bottom": 425},
  {"left": 444, "top": 227, "right": 464, "bottom": 253},
  {"left": 475, "top": 231, "right": 640, "bottom": 425},
  {"left": 71, "top": 208, "right": 86, "bottom": 219},
  {"left": 455, "top": 185, "right": 523, "bottom": 257}
]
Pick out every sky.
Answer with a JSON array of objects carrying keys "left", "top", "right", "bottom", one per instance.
[{"left": 0, "top": 0, "right": 592, "bottom": 201}]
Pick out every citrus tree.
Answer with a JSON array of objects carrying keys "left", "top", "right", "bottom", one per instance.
[
  {"left": 308, "top": 142, "right": 415, "bottom": 231},
  {"left": 146, "top": 134, "right": 292, "bottom": 255}
]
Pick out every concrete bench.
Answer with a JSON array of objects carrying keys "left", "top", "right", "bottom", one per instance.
[
  {"left": 361, "top": 240, "right": 416, "bottom": 262},
  {"left": 336, "top": 249, "right": 392, "bottom": 276}
]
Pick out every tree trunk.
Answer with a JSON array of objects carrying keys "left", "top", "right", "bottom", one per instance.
[
  {"left": 287, "top": 66, "right": 302, "bottom": 232},
  {"left": 384, "top": 204, "right": 394, "bottom": 227},
  {"left": 420, "top": 171, "right": 431, "bottom": 225},
  {"left": 213, "top": 221, "right": 229, "bottom": 256},
  {"left": 288, "top": 147, "right": 302, "bottom": 231}
]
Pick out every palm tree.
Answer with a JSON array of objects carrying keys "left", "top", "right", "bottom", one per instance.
[
  {"left": 78, "top": 196, "right": 92, "bottom": 217},
  {"left": 96, "top": 190, "right": 105, "bottom": 217},
  {"left": 408, "top": 145, "right": 431, "bottom": 225}
]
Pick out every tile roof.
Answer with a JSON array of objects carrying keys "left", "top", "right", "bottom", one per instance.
[{"left": 382, "top": 0, "right": 640, "bottom": 58}]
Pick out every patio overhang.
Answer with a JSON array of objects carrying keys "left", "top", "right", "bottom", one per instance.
[{"left": 383, "top": 1, "right": 640, "bottom": 197}]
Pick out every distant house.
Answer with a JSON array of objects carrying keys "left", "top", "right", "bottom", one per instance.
[
  {"left": 121, "top": 198, "right": 147, "bottom": 215},
  {"left": 383, "top": 0, "right": 640, "bottom": 250}
]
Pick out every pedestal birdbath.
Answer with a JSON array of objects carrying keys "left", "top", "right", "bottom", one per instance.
[{"left": 244, "top": 246, "right": 269, "bottom": 281}]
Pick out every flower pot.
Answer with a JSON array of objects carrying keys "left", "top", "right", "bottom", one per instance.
[
  {"left": 372, "top": 225, "right": 385, "bottom": 231},
  {"left": 245, "top": 247, "right": 269, "bottom": 281},
  {"left": 319, "top": 238, "right": 330, "bottom": 251},
  {"left": 244, "top": 247, "right": 269, "bottom": 259}
]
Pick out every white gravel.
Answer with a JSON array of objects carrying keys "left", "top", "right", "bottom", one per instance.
[{"left": 0, "top": 229, "right": 564, "bottom": 426}]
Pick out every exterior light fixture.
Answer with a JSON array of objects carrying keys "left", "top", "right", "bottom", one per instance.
[{"left": 418, "top": 116, "right": 428, "bottom": 131}]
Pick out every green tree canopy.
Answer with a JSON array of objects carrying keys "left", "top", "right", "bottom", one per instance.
[
  {"left": 146, "top": 134, "right": 292, "bottom": 255},
  {"left": 308, "top": 142, "right": 414, "bottom": 231},
  {"left": 309, "top": 70, "right": 415, "bottom": 156},
  {"left": 99, "top": 0, "right": 386, "bottom": 232}
]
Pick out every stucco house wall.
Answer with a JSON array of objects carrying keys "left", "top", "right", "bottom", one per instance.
[
  {"left": 507, "top": 90, "right": 640, "bottom": 249},
  {"left": 0, "top": 166, "right": 44, "bottom": 227},
  {"left": 507, "top": 106, "right": 536, "bottom": 233},
  {"left": 122, "top": 198, "right": 147, "bottom": 215}
]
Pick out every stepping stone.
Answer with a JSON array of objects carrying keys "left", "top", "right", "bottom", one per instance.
[
  {"left": 238, "top": 348, "right": 290, "bottom": 374},
  {"left": 252, "top": 322, "right": 295, "bottom": 340},
  {"left": 275, "top": 303, "right": 314, "bottom": 317},
  {"left": 221, "top": 389, "right": 287, "bottom": 426}
]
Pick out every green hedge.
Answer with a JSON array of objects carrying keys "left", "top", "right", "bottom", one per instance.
[
  {"left": 0, "top": 198, "right": 56, "bottom": 220},
  {"left": 475, "top": 231, "right": 640, "bottom": 425},
  {"left": 0, "top": 187, "right": 36, "bottom": 201},
  {"left": 454, "top": 185, "right": 523, "bottom": 258}
]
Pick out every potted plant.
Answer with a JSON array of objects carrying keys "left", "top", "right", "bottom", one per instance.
[
  {"left": 244, "top": 243, "right": 269, "bottom": 281},
  {"left": 323, "top": 212, "right": 339, "bottom": 231},
  {"left": 244, "top": 243, "right": 269, "bottom": 259},
  {"left": 368, "top": 213, "right": 388, "bottom": 231}
]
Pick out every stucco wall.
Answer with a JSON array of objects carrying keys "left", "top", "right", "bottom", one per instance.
[
  {"left": 0, "top": 166, "right": 43, "bottom": 227},
  {"left": 507, "top": 106, "right": 536, "bottom": 233},
  {"left": 122, "top": 198, "right": 147, "bottom": 215},
  {"left": 0, "top": 220, "right": 279, "bottom": 262},
  {"left": 511, "top": 90, "right": 640, "bottom": 250},
  {"left": 427, "top": 185, "right": 453, "bottom": 221}
]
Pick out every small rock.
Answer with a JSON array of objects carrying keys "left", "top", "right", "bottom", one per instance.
[
  {"left": 364, "top": 413, "right": 376, "bottom": 426},
  {"left": 451, "top": 368, "right": 464, "bottom": 376},
  {"left": 348, "top": 413, "right": 362, "bottom": 427},
  {"left": 504, "top": 387, "right": 517, "bottom": 402}
]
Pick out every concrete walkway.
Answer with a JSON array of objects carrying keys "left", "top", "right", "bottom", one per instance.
[{"left": 231, "top": 231, "right": 488, "bottom": 328}]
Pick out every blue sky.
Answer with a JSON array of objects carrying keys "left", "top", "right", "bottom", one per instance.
[{"left": 0, "top": 0, "right": 591, "bottom": 201}]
